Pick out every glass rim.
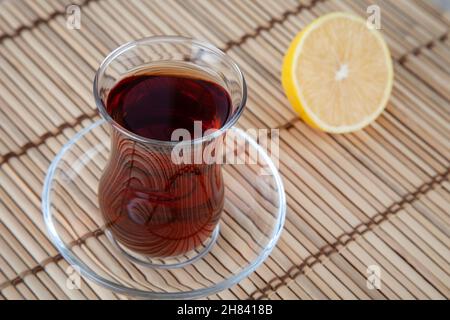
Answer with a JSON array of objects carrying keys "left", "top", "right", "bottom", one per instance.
[{"left": 93, "top": 35, "right": 247, "bottom": 147}]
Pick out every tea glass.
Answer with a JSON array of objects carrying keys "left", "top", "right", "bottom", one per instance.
[{"left": 93, "top": 36, "right": 246, "bottom": 259}]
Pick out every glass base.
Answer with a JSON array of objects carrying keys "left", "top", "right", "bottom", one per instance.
[{"left": 106, "top": 224, "right": 220, "bottom": 269}]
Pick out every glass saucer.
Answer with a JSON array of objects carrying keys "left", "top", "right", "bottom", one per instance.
[{"left": 42, "top": 120, "right": 286, "bottom": 299}]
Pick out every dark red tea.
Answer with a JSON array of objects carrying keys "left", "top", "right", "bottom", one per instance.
[
  {"left": 98, "top": 70, "right": 231, "bottom": 257},
  {"left": 106, "top": 74, "right": 231, "bottom": 140}
]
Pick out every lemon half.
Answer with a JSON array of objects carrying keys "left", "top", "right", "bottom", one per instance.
[{"left": 282, "top": 12, "right": 393, "bottom": 133}]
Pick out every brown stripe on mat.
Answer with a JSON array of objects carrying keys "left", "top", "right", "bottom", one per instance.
[
  {"left": 249, "top": 169, "right": 450, "bottom": 299},
  {"left": 0, "top": 228, "right": 104, "bottom": 291},
  {"left": 222, "top": 0, "right": 324, "bottom": 51},
  {"left": 0, "top": 112, "right": 97, "bottom": 166},
  {"left": 397, "top": 32, "right": 449, "bottom": 64}
]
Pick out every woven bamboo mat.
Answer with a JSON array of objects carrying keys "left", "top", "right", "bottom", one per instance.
[{"left": 0, "top": 0, "right": 448, "bottom": 300}]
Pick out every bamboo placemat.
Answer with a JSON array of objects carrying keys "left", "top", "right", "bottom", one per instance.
[{"left": 0, "top": 0, "right": 448, "bottom": 300}]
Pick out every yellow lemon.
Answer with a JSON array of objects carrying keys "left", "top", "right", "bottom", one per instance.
[{"left": 282, "top": 12, "right": 393, "bottom": 133}]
